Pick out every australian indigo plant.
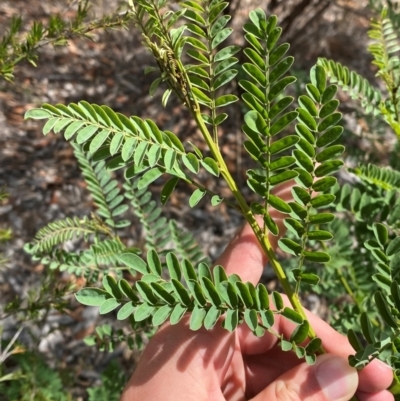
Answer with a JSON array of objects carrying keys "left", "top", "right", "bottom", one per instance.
[{"left": 24, "top": 1, "right": 400, "bottom": 397}]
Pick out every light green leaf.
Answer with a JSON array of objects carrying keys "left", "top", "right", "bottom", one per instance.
[
  {"left": 170, "top": 304, "right": 187, "bottom": 325},
  {"left": 119, "top": 253, "right": 148, "bottom": 274},
  {"left": 117, "top": 302, "right": 135, "bottom": 320},
  {"left": 25, "top": 108, "right": 52, "bottom": 119},
  {"left": 189, "top": 188, "right": 207, "bottom": 207},
  {"left": 134, "top": 302, "right": 154, "bottom": 321},
  {"left": 223, "top": 309, "right": 239, "bottom": 332},
  {"left": 153, "top": 305, "right": 173, "bottom": 326},
  {"left": 202, "top": 157, "right": 220, "bottom": 176},
  {"left": 215, "top": 94, "right": 239, "bottom": 108},
  {"left": 204, "top": 306, "right": 222, "bottom": 330},
  {"left": 138, "top": 167, "right": 165, "bottom": 189},
  {"left": 76, "top": 288, "right": 111, "bottom": 306},
  {"left": 190, "top": 305, "right": 207, "bottom": 330},
  {"left": 99, "top": 298, "right": 120, "bottom": 315}
]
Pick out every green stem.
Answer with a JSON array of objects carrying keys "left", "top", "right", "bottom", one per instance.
[{"left": 191, "top": 109, "right": 320, "bottom": 343}]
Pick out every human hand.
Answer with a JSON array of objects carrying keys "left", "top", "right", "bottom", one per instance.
[{"left": 121, "top": 186, "right": 394, "bottom": 401}]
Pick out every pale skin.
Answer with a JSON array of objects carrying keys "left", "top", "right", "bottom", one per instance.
[{"left": 121, "top": 184, "right": 395, "bottom": 401}]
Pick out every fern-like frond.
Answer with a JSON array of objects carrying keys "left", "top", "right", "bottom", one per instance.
[
  {"left": 123, "top": 177, "right": 171, "bottom": 252},
  {"left": 25, "top": 216, "right": 111, "bottom": 255},
  {"left": 76, "top": 251, "right": 321, "bottom": 364},
  {"left": 24, "top": 102, "right": 214, "bottom": 187},
  {"left": 317, "top": 58, "right": 382, "bottom": 115},
  {"left": 73, "top": 143, "right": 130, "bottom": 229},
  {"left": 238, "top": 11, "right": 299, "bottom": 236},
  {"left": 352, "top": 164, "right": 400, "bottom": 192},
  {"left": 169, "top": 220, "right": 210, "bottom": 265}
]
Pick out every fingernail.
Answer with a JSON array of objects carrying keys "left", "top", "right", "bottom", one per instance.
[{"left": 316, "top": 355, "right": 358, "bottom": 400}]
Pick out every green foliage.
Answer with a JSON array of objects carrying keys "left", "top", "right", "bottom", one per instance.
[
  {"left": 20, "top": 1, "right": 400, "bottom": 396},
  {"left": 0, "top": 1, "right": 131, "bottom": 81},
  {"left": 87, "top": 360, "right": 126, "bottom": 401},
  {"left": 0, "top": 351, "right": 71, "bottom": 401}
]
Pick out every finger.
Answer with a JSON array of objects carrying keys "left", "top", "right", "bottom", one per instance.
[
  {"left": 121, "top": 318, "right": 236, "bottom": 401},
  {"left": 250, "top": 353, "right": 358, "bottom": 401},
  {"left": 356, "top": 389, "right": 394, "bottom": 401}
]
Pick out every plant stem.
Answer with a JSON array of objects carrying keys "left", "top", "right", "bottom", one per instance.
[{"left": 191, "top": 109, "right": 320, "bottom": 344}]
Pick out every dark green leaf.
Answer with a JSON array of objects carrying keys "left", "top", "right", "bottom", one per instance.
[
  {"left": 293, "top": 150, "right": 314, "bottom": 172},
  {"left": 201, "top": 277, "right": 222, "bottom": 306},
  {"left": 316, "top": 145, "right": 344, "bottom": 163},
  {"left": 295, "top": 124, "right": 314, "bottom": 144},
  {"left": 236, "top": 281, "right": 253, "bottom": 308},
  {"left": 257, "top": 284, "right": 269, "bottom": 310},
  {"left": 281, "top": 307, "right": 303, "bottom": 324},
  {"left": 284, "top": 218, "right": 305, "bottom": 237},
  {"left": 264, "top": 213, "right": 279, "bottom": 236},
  {"left": 269, "top": 170, "right": 298, "bottom": 186},
  {"left": 321, "top": 85, "right": 338, "bottom": 103},
  {"left": 374, "top": 291, "right": 398, "bottom": 328},
  {"left": 290, "top": 320, "right": 310, "bottom": 344},
  {"left": 270, "top": 111, "right": 298, "bottom": 136},
  {"left": 309, "top": 213, "right": 335, "bottom": 224},
  {"left": 310, "top": 194, "right": 335, "bottom": 208},
  {"left": 312, "top": 176, "right": 337, "bottom": 192},
  {"left": 305, "top": 83, "right": 320, "bottom": 103},
  {"left": 317, "top": 112, "right": 342, "bottom": 132},
  {"left": 269, "top": 156, "right": 296, "bottom": 171},
  {"left": 215, "top": 94, "right": 239, "bottom": 107},
  {"left": 272, "top": 291, "right": 284, "bottom": 311},
  {"left": 171, "top": 279, "right": 192, "bottom": 306},
  {"left": 270, "top": 135, "right": 299, "bottom": 154},
  {"left": 214, "top": 45, "right": 241, "bottom": 62},
  {"left": 269, "top": 43, "right": 290, "bottom": 66},
  {"left": 298, "top": 95, "right": 318, "bottom": 117},
  {"left": 161, "top": 177, "right": 179, "bottom": 205},
  {"left": 316, "top": 126, "right": 343, "bottom": 147},
  {"left": 269, "top": 77, "right": 296, "bottom": 102},
  {"left": 260, "top": 310, "right": 274, "bottom": 328},
  {"left": 270, "top": 96, "right": 294, "bottom": 120},
  {"left": 218, "top": 281, "right": 238, "bottom": 308},
  {"left": 314, "top": 160, "right": 343, "bottom": 177},
  {"left": 303, "top": 251, "right": 330, "bottom": 263},
  {"left": 297, "top": 109, "right": 317, "bottom": 131},
  {"left": 268, "top": 194, "right": 292, "bottom": 213},
  {"left": 307, "top": 230, "right": 333, "bottom": 241},
  {"left": 269, "top": 57, "right": 294, "bottom": 84},
  {"left": 278, "top": 238, "right": 302, "bottom": 256},
  {"left": 212, "top": 28, "right": 233, "bottom": 49},
  {"left": 319, "top": 99, "right": 339, "bottom": 119},
  {"left": 136, "top": 281, "right": 158, "bottom": 305},
  {"left": 387, "top": 237, "right": 400, "bottom": 256},
  {"left": 292, "top": 186, "right": 311, "bottom": 205},
  {"left": 373, "top": 223, "right": 388, "bottom": 247}
]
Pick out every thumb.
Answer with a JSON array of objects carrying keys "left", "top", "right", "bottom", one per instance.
[{"left": 251, "top": 354, "right": 358, "bottom": 401}]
